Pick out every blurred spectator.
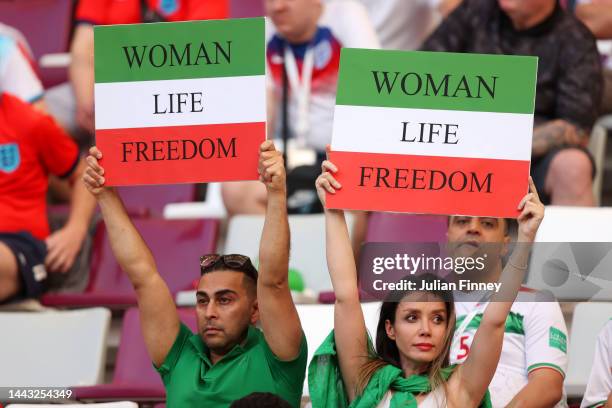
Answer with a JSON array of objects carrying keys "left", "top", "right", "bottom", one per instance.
[
  {"left": 574, "top": 0, "right": 612, "bottom": 37},
  {"left": 46, "top": 0, "right": 228, "bottom": 147},
  {"left": 0, "top": 27, "right": 45, "bottom": 111},
  {"left": 422, "top": 0, "right": 603, "bottom": 206},
  {"left": 356, "top": 0, "right": 461, "bottom": 50},
  {"left": 575, "top": 0, "right": 612, "bottom": 114},
  {"left": 266, "top": 0, "right": 378, "bottom": 158},
  {"left": 0, "top": 93, "right": 96, "bottom": 304},
  {"left": 581, "top": 319, "right": 612, "bottom": 408},
  {"left": 1, "top": 24, "right": 76, "bottom": 207},
  {"left": 222, "top": 0, "right": 379, "bottom": 215}
]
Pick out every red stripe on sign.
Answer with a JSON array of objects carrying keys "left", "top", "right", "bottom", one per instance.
[
  {"left": 96, "top": 122, "right": 265, "bottom": 186},
  {"left": 326, "top": 151, "right": 530, "bottom": 218}
]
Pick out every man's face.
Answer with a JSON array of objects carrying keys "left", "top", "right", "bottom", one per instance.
[
  {"left": 498, "top": 0, "right": 553, "bottom": 21},
  {"left": 265, "top": 0, "right": 321, "bottom": 43},
  {"left": 195, "top": 270, "right": 258, "bottom": 355},
  {"left": 447, "top": 216, "right": 510, "bottom": 260}
]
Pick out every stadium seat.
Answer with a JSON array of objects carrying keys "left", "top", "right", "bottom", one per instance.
[
  {"left": 296, "top": 302, "right": 381, "bottom": 396},
  {"left": 365, "top": 213, "right": 448, "bottom": 243},
  {"left": 0, "top": 0, "right": 72, "bottom": 88},
  {"left": 42, "top": 218, "right": 219, "bottom": 308},
  {"left": 598, "top": 113, "right": 612, "bottom": 130},
  {"left": 73, "top": 308, "right": 197, "bottom": 403},
  {"left": 230, "top": 0, "right": 264, "bottom": 17},
  {"left": 526, "top": 206, "right": 612, "bottom": 301},
  {"left": 7, "top": 403, "right": 137, "bottom": 408},
  {"left": 314, "top": 212, "right": 449, "bottom": 303},
  {"left": 164, "top": 182, "right": 227, "bottom": 219},
  {"left": 535, "top": 206, "right": 612, "bottom": 242},
  {"left": 224, "top": 213, "right": 354, "bottom": 294},
  {"left": 565, "top": 302, "right": 612, "bottom": 398},
  {"left": 588, "top": 124, "right": 607, "bottom": 206},
  {"left": 117, "top": 184, "right": 197, "bottom": 217},
  {"left": 0, "top": 308, "right": 110, "bottom": 387}
]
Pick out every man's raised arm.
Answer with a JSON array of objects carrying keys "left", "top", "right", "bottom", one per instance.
[
  {"left": 83, "top": 147, "right": 179, "bottom": 366},
  {"left": 256, "top": 141, "right": 303, "bottom": 360}
]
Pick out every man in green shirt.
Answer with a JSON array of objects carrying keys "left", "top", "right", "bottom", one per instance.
[{"left": 83, "top": 140, "right": 307, "bottom": 407}]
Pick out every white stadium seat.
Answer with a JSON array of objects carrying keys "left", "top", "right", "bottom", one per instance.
[
  {"left": 526, "top": 206, "right": 612, "bottom": 301},
  {"left": 224, "top": 213, "right": 354, "bottom": 293},
  {"left": 6, "top": 403, "right": 137, "bottom": 408},
  {"left": 164, "top": 182, "right": 227, "bottom": 219},
  {"left": 534, "top": 206, "right": 612, "bottom": 242},
  {"left": 0, "top": 308, "right": 111, "bottom": 387},
  {"left": 297, "top": 301, "right": 381, "bottom": 396},
  {"left": 565, "top": 302, "right": 612, "bottom": 398}
]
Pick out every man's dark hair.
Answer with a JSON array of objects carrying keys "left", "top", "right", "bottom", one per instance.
[
  {"left": 230, "top": 392, "right": 292, "bottom": 408},
  {"left": 200, "top": 254, "right": 259, "bottom": 281},
  {"left": 199, "top": 254, "right": 259, "bottom": 297}
]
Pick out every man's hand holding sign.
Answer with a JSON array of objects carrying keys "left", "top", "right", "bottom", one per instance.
[
  {"left": 326, "top": 49, "right": 538, "bottom": 217},
  {"left": 93, "top": 18, "right": 266, "bottom": 186}
]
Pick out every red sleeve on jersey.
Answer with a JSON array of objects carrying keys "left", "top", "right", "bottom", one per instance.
[
  {"left": 32, "top": 113, "right": 79, "bottom": 178},
  {"left": 187, "top": 0, "right": 229, "bottom": 20},
  {"left": 75, "top": 0, "right": 109, "bottom": 25}
]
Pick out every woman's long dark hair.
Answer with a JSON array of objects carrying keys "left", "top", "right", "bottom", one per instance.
[{"left": 357, "top": 273, "right": 456, "bottom": 395}]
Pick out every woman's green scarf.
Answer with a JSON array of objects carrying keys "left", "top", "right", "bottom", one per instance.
[{"left": 308, "top": 331, "right": 492, "bottom": 408}]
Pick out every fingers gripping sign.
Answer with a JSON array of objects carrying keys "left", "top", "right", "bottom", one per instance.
[
  {"left": 516, "top": 176, "right": 545, "bottom": 242},
  {"left": 315, "top": 145, "right": 342, "bottom": 207},
  {"left": 83, "top": 146, "right": 109, "bottom": 196},
  {"left": 258, "top": 140, "right": 286, "bottom": 193}
]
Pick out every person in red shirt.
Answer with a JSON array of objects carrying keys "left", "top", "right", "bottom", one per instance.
[
  {"left": 69, "top": 0, "right": 229, "bottom": 135},
  {"left": 0, "top": 93, "right": 96, "bottom": 303}
]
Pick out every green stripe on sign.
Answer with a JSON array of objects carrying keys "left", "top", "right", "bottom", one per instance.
[
  {"left": 336, "top": 49, "right": 538, "bottom": 114},
  {"left": 95, "top": 17, "right": 265, "bottom": 83}
]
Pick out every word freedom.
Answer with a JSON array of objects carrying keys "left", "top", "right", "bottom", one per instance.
[
  {"left": 122, "top": 41, "right": 232, "bottom": 68},
  {"left": 372, "top": 279, "right": 502, "bottom": 292},
  {"left": 372, "top": 254, "right": 487, "bottom": 275},
  {"left": 121, "top": 138, "right": 237, "bottom": 162},
  {"left": 359, "top": 167, "right": 493, "bottom": 193}
]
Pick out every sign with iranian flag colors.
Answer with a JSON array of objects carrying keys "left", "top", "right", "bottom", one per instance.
[
  {"left": 94, "top": 18, "right": 265, "bottom": 186},
  {"left": 327, "top": 49, "right": 538, "bottom": 217}
]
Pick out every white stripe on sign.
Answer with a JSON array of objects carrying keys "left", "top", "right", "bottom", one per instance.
[
  {"left": 331, "top": 105, "right": 533, "bottom": 161},
  {"left": 94, "top": 75, "right": 266, "bottom": 130}
]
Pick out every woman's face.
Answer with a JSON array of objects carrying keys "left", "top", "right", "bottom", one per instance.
[{"left": 385, "top": 295, "right": 449, "bottom": 368}]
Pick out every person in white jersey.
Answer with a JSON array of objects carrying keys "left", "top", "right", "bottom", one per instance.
[
  {"left": 582, "top": 319, "right": 612, "bottom": 408},
  {"left": 447, "top": 216, "right": 568, "bottom": 408}
]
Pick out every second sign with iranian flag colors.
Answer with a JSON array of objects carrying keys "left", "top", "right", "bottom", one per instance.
[
  {"left": 327, "top": 49, "right": 538, "bottom": 217},
  {"left": 94, "top": 18, "right": 265, "bottom": 186}
]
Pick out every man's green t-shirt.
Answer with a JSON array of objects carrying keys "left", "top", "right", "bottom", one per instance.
[{"left": 156, "top": 323, "right": 307, "bottom": 407}]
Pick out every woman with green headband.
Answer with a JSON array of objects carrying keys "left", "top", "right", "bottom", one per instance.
[{"left": 309, "top": 157, "right": 544, "bottom": 408}]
